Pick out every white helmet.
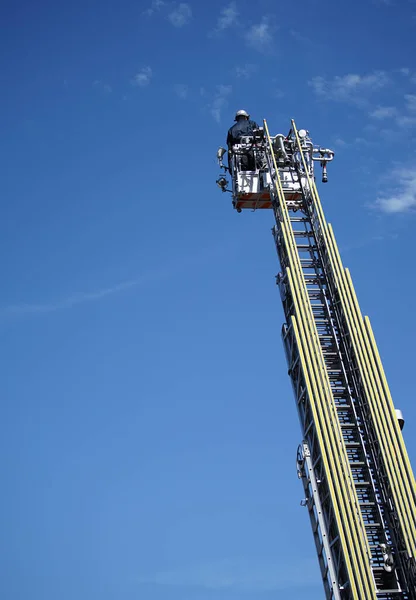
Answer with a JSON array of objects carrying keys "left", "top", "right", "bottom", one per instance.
[{"left": 235, "top": 109, "right": 249, "bottom": 121}]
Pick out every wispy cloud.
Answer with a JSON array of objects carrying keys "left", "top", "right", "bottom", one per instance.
[
  {"left": 245, "top": 18, "right": 273, "bottom": 51},
  {"left": 168, "top": 3, "right": 192, "bottom": 27},
  {"left": 376, "top": 166, "right": 416, "bottom": 213},
  {"left": 405, "top": 94, "right": 416, "bottom": 111},
  {"left": 309, "top": 71, "right": 389, "bottom": 104},
  {"left": 143, "top": 0, "right": 165, "bottom": 16},
  {"left": 274, "top": 91, "right": 284, "bottom": 99},
  {"left": 210, "top": 2, "right": 239, "bottom": 34},
  {"left": 368, "top": 95, "right": 416, "bottom": 127},
  {"left": 137, "top": 556, "right": 319, "bottom": 592},
  {"left": 92, "top": 80, "right": 112, "bottom": 94},
  {"left": 310, "top": 69, "right": 416, "bottom": 132},
  {"left": 330, "top": 135, "right": 374, "bottom": 150},
  {"left": 131, "top": 66, "right": 152, "bottom": 87},
  {"left": 369, "top": 105, "right": 397, "bottom": 119},
  {"left": 290, "top": 29, "right": 311, "bottom": 44},
  {"left": 3, "top": 242, "right": 240, "bottom": 320},
  {"left": 339, "top": 232, "right": 398, "bottom": 253},
  {"left": 4, "top": 279, "right": 141, "bottom": 316},
  {"left": 173, "top": 83, "right": 189, "bottom": 99},
  {"left": 234, "top": 63, "right": 256, "bottom": 79},
  {"left": 209, "top": 84, "right": 232, "bottom": 123},
  {"left": 395, "top": 115, "right": 416, "bottom": 128},
  {"left": 333, "top": 137, "right": 348, "bottom": 148}
]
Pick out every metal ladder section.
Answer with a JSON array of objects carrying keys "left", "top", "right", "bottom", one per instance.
[
  {"left": 263, "top": 120, "right": 416, "bottom": 599},
  {"left": 289, "top": 119, "right": 416, "bottom": 599}
]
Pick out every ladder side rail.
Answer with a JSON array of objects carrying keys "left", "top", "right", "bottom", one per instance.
[{"left": 299, "top": 442, "right": 343, "bottom": 599}]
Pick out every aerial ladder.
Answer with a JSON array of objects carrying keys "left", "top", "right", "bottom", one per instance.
[{"left": 216, "top": 119, "right": 416, "bottom": 599}]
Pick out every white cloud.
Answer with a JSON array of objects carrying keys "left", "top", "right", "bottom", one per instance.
[
  {"left": 143, "top": 0, "right": 165, "bottom": 16},
  {"left": 376, "top": 167, "right": 416, "bottom": 213},
  {"left": 245, "top": 19, "right": 273, "bottom": 50},
  {"left": 399, "top": 67, "right": 410, "bottom": 76},
  {"left": 93, "top": 80, "right": 112, "bottom": 94},
  {"left": 210, "top": 84, "right": 232, "bottom": 123},
  {"left": 212, "top": 2, "right": 239, "bottom": 33},
  {"left": 131, "top": 66, "right": 152, "bottom": 87},
  {"left": 168, "top": 3, "right": 192, "bottom": 27},
  {"left": 174, "top": 83, "right": 189, "bottom": 99},
  {"left": 234, "top": 63, "right": 256, "bottom": 79},
  {"left": 309, "top": 71, "right": 389, "bottom": 103},
  {"left": 369, "top": 106, "right": 397, "bottom": 119}
]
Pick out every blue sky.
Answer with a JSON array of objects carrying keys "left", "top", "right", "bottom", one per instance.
[{"left": 1, "top": 0, "right": 416, "bottom": 598}]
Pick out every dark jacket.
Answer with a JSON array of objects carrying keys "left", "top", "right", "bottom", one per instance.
[{"left": 227, "top": 119, "right": 259, "bottom": 147}]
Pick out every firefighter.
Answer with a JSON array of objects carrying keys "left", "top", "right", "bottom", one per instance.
[
  {"left": 226, "top": 110, "right": 259, "bottom": 145},
  {"left": 226, "top": 109, "right": 259, "bottom": 171}
]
